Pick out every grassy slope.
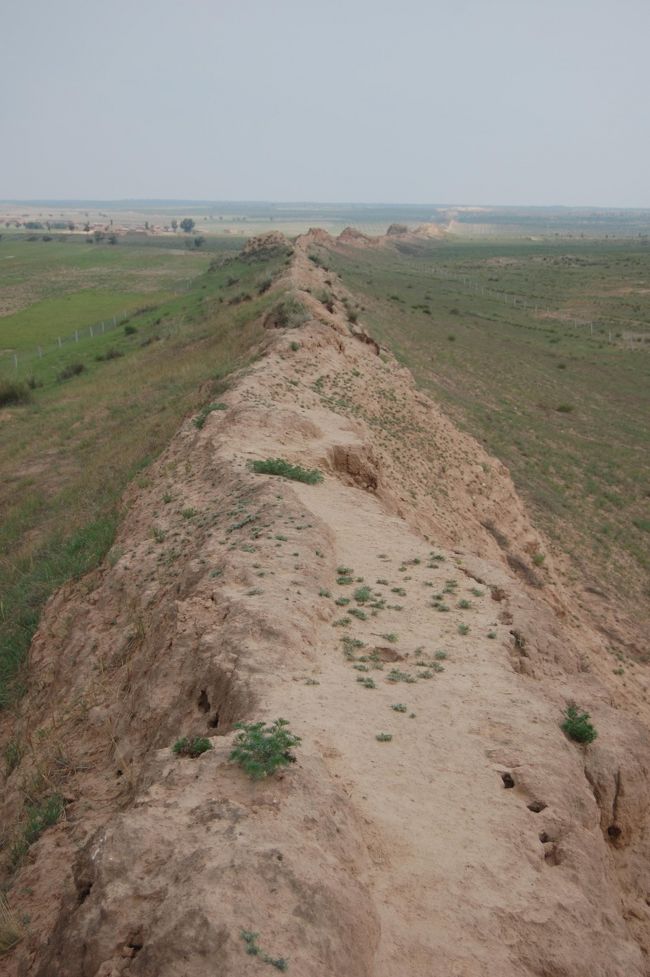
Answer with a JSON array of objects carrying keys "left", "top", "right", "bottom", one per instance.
[
  {"left": 0, "top": 242, "right": 289, "bottom": 704},
  {"left": 325, "top": 239, "right": 650, "bottom": 617}
]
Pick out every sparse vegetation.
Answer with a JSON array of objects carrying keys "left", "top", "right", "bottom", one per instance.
[
  {"left": 57, "top": 361, "right": 85, "bottom": 381},
  {"left": 353, "top": 585, "right": 372, "bottom": 603},
  {"left": 561, "top": 703, "right": 598, "bottom": 744},
  {"left": 229, "top": 719, "right": 301, "bottom": 779},
  {"left": 240, "top": 930, "right": 288, "bottom": 971},
  {"left": 3, "top": 738, "right": 22, "bottom": 774},
  {"left": 172, "top": 736, "right": 213, "bottom": 758},
  {"left": 250, "top": 458, "right": 323, "bottom": 484},
  {"left": 0, "top": 895, "right": 24, "bottom": 957},
  {"left": 193, "top": 401, "right": 227, "bottom": 429},
  {"left": 0, "top": 380, "right": 32, "bottom": 407},
  {"left": 11, "top": 794, "right": 65, "bottom": 867}
]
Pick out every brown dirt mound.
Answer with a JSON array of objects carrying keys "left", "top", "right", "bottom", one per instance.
[{"left": 2, "top": 233, "right": 650, "bottom": 977}]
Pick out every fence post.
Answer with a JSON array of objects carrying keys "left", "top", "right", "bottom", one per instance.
[
  {"left": 58, "top": 337, "right": 62, "bottom": 347},
  {"left": 75, "top": 330, "right": 79, "bottom": 342},
  {"left": 90, "top": 325, "right": 94, "bottom": 338},
  {"left": 13, "top": 353, "right": 18, "bottom": 372}
]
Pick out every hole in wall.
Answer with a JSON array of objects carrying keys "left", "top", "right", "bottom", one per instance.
[{"left": 528, "top": 800, "right": 547, "bottom": 813}]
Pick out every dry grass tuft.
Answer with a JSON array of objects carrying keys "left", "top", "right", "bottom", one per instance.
[{"left": 0, "top": 894, "right": 24, "bottom": 956}]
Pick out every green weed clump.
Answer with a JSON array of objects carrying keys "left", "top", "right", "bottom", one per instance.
[
  {"left": 229, "top": 718, "right": 301, "bottom": 779},
  {"left": 241, "top": 930, "right": 288, "bottom": 971},
  {"left": 250, "top": 458, "right": 323, "bottom": 484},
  {"left": 0, "top": 381, "right": 32, "bottom": 408},
  {"left": 172, "top": 736, "right": 213, "bottom": 758},
  {"left": 266, "top": 296, "right": 309, "bottom": 330},
  {"left": 11, "top": 794, "right": 64, "bottom": 867},
  {"left": 57, "top": 361, "right": 85, "bottom": 382},
  {"left": 193, "top": 401, "right": 227, "bottom": 429},
  {"left": 353, "top": 585, "right": 372, "bottom": 603},
  {"left": 561, "top": 704, "right": 598, "bottom": 744}
]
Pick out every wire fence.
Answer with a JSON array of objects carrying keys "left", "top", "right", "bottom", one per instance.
[
  {"left": 427, "top": 265, "right": 650, "bottom": 341},
  {"left": 0, "top": 310, "right": 135, "bottom": 377},
  {"left": 0, "top": 279, "right": 197, "bottom": 379}
]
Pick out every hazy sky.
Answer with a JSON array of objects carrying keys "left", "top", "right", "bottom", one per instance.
[{"left": 2, "top": 0, "right": 648, "bottom": 206}]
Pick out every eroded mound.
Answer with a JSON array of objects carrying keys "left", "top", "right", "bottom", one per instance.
[{"left": 2, "top": 235, "right": 650, "bottom": 977}]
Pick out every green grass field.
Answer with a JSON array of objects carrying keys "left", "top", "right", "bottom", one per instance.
[
  {"left": 324, "top": 238, "right": 650, "bottom": 623},
  {"left": 0, "top": 238, "right": 290, "bottom": 704},
  {"left": 0, "top": 289, "right": 175, "bottom": 351}
]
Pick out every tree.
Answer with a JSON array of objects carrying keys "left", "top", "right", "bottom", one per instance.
[
  {"left": 194, "top": 236, "right": 205, "bottom": 249},
  {"left": 180, "top": 218, "right": 195, "bottom": 233},
  {"left": 171, "top": 219, "right": 178, "bottom": 231},
  {"left": 108, "top": 234, "right": 118, "bottom": 245}
]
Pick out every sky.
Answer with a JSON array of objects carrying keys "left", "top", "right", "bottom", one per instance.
[{"left": 2, "top": 0, "right": 649, "bottom": 207}]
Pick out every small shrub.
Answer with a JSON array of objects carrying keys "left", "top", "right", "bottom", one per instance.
[
  {"left": 124, "top": 323, "right": 138, "bottom": 336},
  {"left": 357, "top": 676, "right": 376, "bottom": 689},
  {"left": 290, "top": 341, "right": 300, "bottom": 352},
  {"left": 561, "top": 704, "right": 597, "bottom": 744},
  {"left": 250, "top": 458, "right": 323, "bottom": 484},
  {"left": 391, "top": 703, "right": 408, "bottom": 713},
  {"left": 458, "top": 623, "right": 470, "bottom": 635},
  {"left": 229, "top": 719, "right": 301, "bottom": 780},
  {"left": 266, "top": 297, "right": 309, "bottom": 330},
  {"left": 386, "top": 669, "right": 416, "bottom": 683},
  {"left": 95, "top": 347, "right": 124, "bottom": 362},
  {"left": 382, "top": 632, "right": 398, "bottom": 643},
  {"left": 354, "top": 586, "right": 372, "bottom": 603},
  {"left": 0, "top": 380, "right": 31, "bottom": 407},
  {"left": 556, "top": 403, "right": 574, "bottom": 413},
  {"left": 375, "top": 733, "right": 393, "bottom": 742},
  {"left": 172, "top": 736, "right": 213, "bottom": 758},
  {"left": 57, "top": 361, "right": 85, "bottom": 382},
  {"left": 487, "top": 631, "right": 497, "bottom": 639},
  {"left": 532, "top": 552, "right": 545, "bottom": 567}
]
